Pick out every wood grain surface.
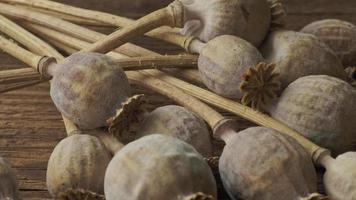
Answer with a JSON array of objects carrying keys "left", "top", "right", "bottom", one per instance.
[{"left": 0, "top": 0, "right": 354, "bottom": 199}]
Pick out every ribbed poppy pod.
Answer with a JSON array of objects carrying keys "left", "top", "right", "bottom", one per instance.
[
  {"left": 267, "top": 75, "right": 356, "bottom": 155},
  {"left": 220, "top": 127, "right": 324, "bottom": 200},
  {"left": 260, "top": 30, "right": 347, "bottom": 91},
  {"left": 86, "top": 0, "right": 285, "bottom": 54},
  {"left": 50, "top": 52, "right": 132, "bottom": 129},
  {"left": 301, "top": 19, "right": 356, "bottom": 66},
  {"left": 191, "top": 35, "right": 280, "bottom": 110},
  {"left": 104, "top": 134, "right": 217, "bottom": 200},
  {"left": 197, "top": 35, "right": 264, "bottom": 99},
  {"left": 138, "top": 105, "right": 213, "bottom": 157},
  {"left": 46, "top": 134, "right": 112, "bottom": 198},
  {"left": 0, "top": 157, "right": 19, "bottom": 200}
]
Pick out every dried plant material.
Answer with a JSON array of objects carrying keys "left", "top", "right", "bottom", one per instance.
[
  {"left": 267, "top": 75, "right": 356, "bottom": 155},
  {"left": 80, "top": 0, "right": 274, "bottom": 53},
  {"left": 345, "top": 66, "right": 356, "bottom": 85},
  {"left": 267, "top": 0, "right": 286, "bottom": 30},
  {"left": 240, "top": 62, "right": 280, "bottom": 111},
  {"left": 322, "top": 152, "right": 356, "bottom": 200},
  {"left": 260, "top": 30, "right": 347, "bottom": 91},
  {"left": 179, "top": 0, "right": 271, "bottom": 46},
  {"left": 57, "top": 189, "right": 105, "bottom": 200},
  {"left": 138, "top": 105, "right": 213, "bottom": 157},
  {"left": 301, "top": 19, "right": 356, "bottom": 66},
  {"left": 107, "top": 94, "right": 146, "bottom": 141},
  {"left": 302, "top": 193, "right": 329, "bottom": 200},
  {"left": 220, "top": 127, "right": 322, "bottom": 200},
  {"left": 184, "top": 193, "right": 214, "bottom": 200},
  {"left": 0, "top": 157, "right": 19, "bottom": 200},
  {"left": 194, "top": 35, "right": 264, "bottom": 99},
  {"left": 104, "top": 134, "right": 217, "bottom": 200},
  {"left": 49, "top": 52, "right": 132, "bottom": 129},
  {"left": 204, "top": 156, "right": 220, "bottom": 172},
  {"left": 47, "top": 134, "right": 111, "bottom": 198},
  {"left": 14, "top": 10, "right": 356, "bottom": 199}
]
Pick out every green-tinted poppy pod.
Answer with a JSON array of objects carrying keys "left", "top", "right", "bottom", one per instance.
[
  {"left": 0, "top": 157, "right": 19, "bottom": 200},
  {"left": 104, "top": 134, "right": 217, "bottom": 200}
]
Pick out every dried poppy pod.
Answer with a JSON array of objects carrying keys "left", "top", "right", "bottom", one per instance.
[
  {"left": 0, "top": 157, "right": 19, "bottom": 200},
  {"left": 187, "top": 35, "right": 280, "bottom": 110},
  {"left": 220, "top": 127, "right": 324, "bottom": 200},
  {"left": 260, "top": 30, "right": 347, "bottom": 91},
  {"left": 85, "top": 0, "right": 284, "bottom": 53},
  {"left": 104, "top": 134, "right": 217, "bottom": 200},
  {"left": 109, "top": 104, "right": 213, "bottom": 156},
  {"left": 267, "top": 75, "right": 356, "bottom": 155},
  {"left": 301, "top": 19, "right": 356, "bottom": 66},
  {"left": 47, "top": 134, "right": 112, "bottom": 198},
  {"left": 138, "top": 105, "right": 213, "bottom": 157},
  {"left": 49, "top": 52, "right": 132, "bottom": 129}
]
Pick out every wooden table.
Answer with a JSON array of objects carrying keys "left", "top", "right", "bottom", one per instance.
[{"left": 0, "top": 0, "right": 355, "bottom": 199}]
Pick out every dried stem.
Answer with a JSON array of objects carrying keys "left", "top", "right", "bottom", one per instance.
[
  {"left": 0, "top": 0, "right": 194, "bottom": 48},
  {"left": 0, "top": 13, "right": 78, "bottom": 134},
  {"left": 36, "top": 24, "right": 328, "bottom": 162},
  {"left": 115, "top": 55, "right": 197, "bottom": 71},
  {"left": 15, "top": 4, "right": 114, "bottom": 27},
  {"left": 0, "top": 5, "right": 201, "bottom": 82},
  {"left": 83, "top": 1, "right": 184, "bottom": 53},
  {"left": 0, "top": 35, "right": 44, "bottom": 70},
  {"left": 0, "top": 14, "right": 62, "bottom": 60}
]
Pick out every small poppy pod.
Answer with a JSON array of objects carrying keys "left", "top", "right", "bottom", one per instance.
[
  {"left": 0, "top": 157, "right": 19, "bottom": 200},
  {"left": 46, "top": 134, "right": 112, "bottom": 198},
  {"left": 180, "top": 0, "right": 272, "bottom": 46},
  {"left": 50, "top": 52, "right": 132, "bottom": 129},
  {"left": 137, "top": 105, "right": 213, "bottom": 157},
  {"left": 260, "top": 30, "right": 347, "bottom": 91},
  {"left": 267, "top": 75, "right": 356, "bottom": 155},
  {"left": 198, "top": 35, "right": 264, "bottom": 100},
  {"left": 220, "top": 127, "right": 323, "bottom": 200},
  {"left": 104, "top": 134, "right": 217, "bottom": 200},
  {"left": 301, "top": 19, "right": 356, "bottom": 66}
]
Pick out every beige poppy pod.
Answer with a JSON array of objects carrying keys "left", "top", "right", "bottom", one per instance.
[
  {"left": 322, "top": 152, "right": 356, "bottom": 200},
  {"left": 104, "top": 134, "right": 217, "bottom": 200},
  {"left": 0, "top": 157, "right": 19, "bottom": 200},
  {"left": 46, "top": 134, "right": 112, "bottom": 198},
  {"left": 220, "top": 127, "right": 324, "bottom": 200},
  {"left": 197, "top": 35, "right": 264, "bottom": 99},
  {"left": 181, "top": 0, "right": 272, "bottom": 46},
  {"left": 267, "top": 75, "right": 356, "bottom": 155},
  {"left": 260, "top": 30, "right": 347, "bottom": 91},
  {"left": 301, "top": 19, "right": 356, "bottom": 66},
  {"left": 138, "top": 105, "right": 213, "bottom": 157},
  {"left": 50, "top": 52, "right": 132, "bottom": 129}
]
